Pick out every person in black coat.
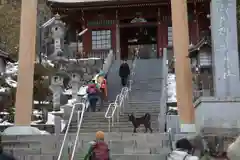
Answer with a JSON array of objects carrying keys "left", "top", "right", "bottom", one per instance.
[{"left": 119, "top": 60, "right": 130, "bottom": 86}]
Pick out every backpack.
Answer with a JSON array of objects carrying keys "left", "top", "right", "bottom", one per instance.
[
  {"left": 91, "top": 141, "right": 109, "bottom": 160},
  {"left": 100, "top": 79, "right": 107, "bottom": 89},
  {"left": 88, "top": 85, "right": 97, "bottom": 94}
]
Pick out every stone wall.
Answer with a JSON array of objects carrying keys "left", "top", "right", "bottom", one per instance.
[{"left": 194, "top": 97, "right": 240, "bottom": 131}]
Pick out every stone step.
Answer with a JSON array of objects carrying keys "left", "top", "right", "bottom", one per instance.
[
  {"left": 110, "top": 154, "right": 168, "bottom": 160},
  {"left": 124, "top": 109, "right": 160, "bottom": 113},
  {"left": 78, "top": 121, "right": 159, "bottom": 129},
  {"left": 3, "top": 155, "right": 56, "bottom": 160},
  {"left": 126, "top": 105, "right": 161, "bottom": 109},
  {"left": 2, "top": 132, "right": 170, "bottom": 142},
  {"left": 128, "top": 101, "right": 161, "bottom": 105},
  {"left": 4, "top": 148, "right": 57, "bottom": 155},
  {"left": 80, "top": 122, "right": 159, "bottom": 128},
  {"left": 78, "top": 127, "right": 159, "bottom": 133},
  {"left": 73, "top": 154, "right": 169, "bottom": 160}
]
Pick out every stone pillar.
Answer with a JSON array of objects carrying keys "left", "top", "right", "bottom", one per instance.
[
  {"left": 211, "top": 0, "right": 240, "bottom": 97},
  {"left": 49, "top": 76, "right": 63, "bottom": 134},
  {"left": 15, "top": 0, "right": 37, "bottom": 125},
  {"left": 116, "top": 10, "right": 120, "bottom": 60},
  {"left": 157, "top": 8, "right": 163, "bottom": 57},
  {"left": 50, "top": 76, "right": 64, "bottom": 111},
  {"left": 70, "top": 73, "right": 81, "bottom": 100},
  {"left": 171, "top": 0, "right": 195, "bottom": 132}
]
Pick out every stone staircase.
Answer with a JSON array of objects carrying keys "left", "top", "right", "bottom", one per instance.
[
  {"left": 72, "top": 133, "right": 171, "bottom": 160},
  {"left": 2, "top": 133, "right": 173, "bottom": 160},
  {"left": 71, "top": 60, "right": 135, "bottom": 133},
  {"left": 126, "top": 59, "right": 163, "bottom": 132},
  {"left": 4, "top": 59, "right": 170, "bottom": 160},
  {"left": 66, "top": 60, "right": 126, "bottom": 133},
  {"left": 66, "top": 103, "right": 109, "bottom": 133}
]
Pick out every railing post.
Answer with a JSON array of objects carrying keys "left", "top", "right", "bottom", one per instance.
[
  {"left": 57, "top": 104, "right": 76, "bottom": 160},
  {"left": 108, "top": 118, "right": 111, "bottom": 132},
  {"left": 70, "top": 103, "right": 86, "bottom": 160},
  {"left": 112, "top": 113, "right": 114, "bottom": 127},
  {"left": 115, "top": 106, "right": 119, "bottom": 126}
]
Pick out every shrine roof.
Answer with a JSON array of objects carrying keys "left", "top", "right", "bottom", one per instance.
[
  {"left": 188, "top": 36, "right": 211, "bottom": 58},
  {"left": 189, "top": 36, "right": 211, "bottom": 52},
  {"left": 47, "top": 0, "right": 169, "bottom": 9},
  {"left": 48, "top": 0, "right": 114, "bottom": 3}
]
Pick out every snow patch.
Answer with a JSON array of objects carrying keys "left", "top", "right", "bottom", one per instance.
[{"left": 167, "top": 73, "right": 177, "bottom": 103}]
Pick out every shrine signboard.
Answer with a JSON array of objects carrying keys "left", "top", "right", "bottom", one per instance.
[{"left": 87, "top": 20, "right": 115, "bottom": 26}]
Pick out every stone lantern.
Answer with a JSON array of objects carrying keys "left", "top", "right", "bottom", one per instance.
[
  {"left": 49, "top": 14, "right": 66, "bottom": 60},
  {"left": 188, "top": 36, "right": 213, "bottom": 99},
  {"left": 49, "top": 75, "right": 64, "bottom": 111}
]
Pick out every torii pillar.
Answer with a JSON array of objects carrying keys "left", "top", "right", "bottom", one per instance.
[
  {"left": 14, "top": 0, "right": 37, "bottom": 125},
  {"left": 171, "top": 0, "right": 195, "bottom": 132}
]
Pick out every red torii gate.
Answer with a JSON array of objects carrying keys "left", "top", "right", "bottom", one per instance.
[{"left": 171, "top": 0, "right": 195, "bottom": 132}]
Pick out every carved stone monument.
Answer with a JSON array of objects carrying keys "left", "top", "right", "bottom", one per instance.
[
  {"left": 195, "top": 0, "right": 240, "bottom": 131},
  {"left": 211, "top": 0, "right": 239, "bottom": 97}
]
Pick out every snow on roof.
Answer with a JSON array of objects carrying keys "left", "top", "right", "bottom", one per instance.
[
  {"left": 5, "top": 62, "right": 18, "bottom": 75},
  {"left": 0, "top": 121, "right": 13, "bottom": 126}
]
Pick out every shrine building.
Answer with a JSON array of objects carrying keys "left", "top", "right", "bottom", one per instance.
[{"left": 47, "top": 0, "right": 210, "bottom": 59}]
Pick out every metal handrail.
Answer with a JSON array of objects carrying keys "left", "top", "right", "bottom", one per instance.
[
  {"left": 57, "top": 104, "right": 76, "bottom": 160},
  {"left": 70, "top": 103, "right": 86, "bottom": 160},
  {"left": 104, "top": 57, "right": 137, "bottom": 132},
  {"left": 104, "top": 87, "right": 129, "bottom": 132},
  {"left": 104, "top": 83, "right": 131, "bottom": 132},
  {"left": 105, "top": 102, "right": 118, "bottom": 119}
]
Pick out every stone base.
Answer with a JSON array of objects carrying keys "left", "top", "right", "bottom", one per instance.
[
  {"left": 3, "top": 126, "right": 46, "bottom": 135},
  {"left": 194, "top": 97, "right": 240, "bottom": 132},
  {"left": 180, "top": 124, "right": 196, "bottom": 133}
]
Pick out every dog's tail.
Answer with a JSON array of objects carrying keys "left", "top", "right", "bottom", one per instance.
[{"left": 144, "top": 113, "right": 151, "bottom": 121}]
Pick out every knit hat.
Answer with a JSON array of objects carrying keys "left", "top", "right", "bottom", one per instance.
[
  {"left": 96, "top": 131, "right": 104, "bottom": 140},
  {"left": 98, "top": 70, "right": 105, "bottom": 77}
]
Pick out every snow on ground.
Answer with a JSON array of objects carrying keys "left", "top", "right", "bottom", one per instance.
[
  {"left": 63, "top": 85, "right": 88, "bottom": 96},
  {"left": 63, "top": 88, "right": 72, "bottom": 95},
  {"left": 5, "top": 77, "right": 17, "bottom": 87},
  {"left": 0, "top": 87, "right": 8, "bottom": 92},
  {"left": 167, "top": 73, "right": 177, "bottom": 103},
  {"left": 0, "top": 61, "right": 67, "bottom": 133},
  {"left": 0, "top": 121, "right": 13, "bottom": 126},
  {"left": 33, "top": 101, "right": 50, "bottom": 105},
  {"left": 5, "top": 62, "right": 18, "bottom": 75},
  {"left": 0, "top": 60, "right": 91, "bottom": 132}
]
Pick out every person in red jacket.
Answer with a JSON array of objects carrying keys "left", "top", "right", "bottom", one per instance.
[
  {"left": 86, "top": 81, "right": 99, "bottom": 112},
  {"left": 97, "top": 72, "right": 108, "bottom": 108}
]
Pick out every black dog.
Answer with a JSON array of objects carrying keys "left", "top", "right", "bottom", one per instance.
[{"left": 128, "top": 113, "right": 153, "bottom": 133}]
